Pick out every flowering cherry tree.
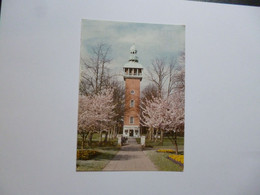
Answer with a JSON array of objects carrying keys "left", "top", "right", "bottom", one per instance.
[
  {"left": 141, "top": 92, "right": 184, "bottom": 151},
  {"left": 141, "top": 97, "right": 170, "bottom": 142},
  {"left": 78, "top": 89, "right": 116, "bottom": 148},
  {"left": 78, "top": 95, "right": 94, "bottom": 148},
  {"left": 141, "top": 64, "right": 185, "bottom": 152},
  {"left": 166, "top": 61, "right": 185, "bottom": 153},
  {"left": 166, "top": 90, "right": 184, "bottom": 154}
]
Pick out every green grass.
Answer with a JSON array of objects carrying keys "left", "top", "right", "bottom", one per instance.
[
  {"left": 76, "top": 146, "right": 120, "bottom": 171},
  {"left": 145, "top": 150, "right": 183, "bottom": 171},
  {"left": 137, "top": 136, "right": 184, "bottom": 171},
  {"left": 77, "top": 133, "right": 118, "bottom": 149},
  {"left": 76, "top": 133, "right": 120, "bottom": 171},
  {"left": 137, "top": 136, "right": 184, "bottom": 151}
]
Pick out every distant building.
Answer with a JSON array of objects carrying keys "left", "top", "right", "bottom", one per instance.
[{"left": 123, "top": 44, "right": 143, "bottom": 138}]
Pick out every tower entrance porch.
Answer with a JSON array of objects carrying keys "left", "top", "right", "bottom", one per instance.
[{"left": 123, "top": 125, "right": 140, "bottom": 138}]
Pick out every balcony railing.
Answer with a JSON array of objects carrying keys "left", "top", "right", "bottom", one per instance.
[{"left": 124, "top": 72, "right": 142, "bottom": 76}]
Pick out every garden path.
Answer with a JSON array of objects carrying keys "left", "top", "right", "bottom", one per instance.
[{"left": 103, "top": 138, "right": 157, "bottom": 171}]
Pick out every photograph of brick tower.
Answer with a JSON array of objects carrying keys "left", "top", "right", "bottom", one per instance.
[
  {"left": 123, "top": 44, "right": 143, "bottom": 138},
  {"left": 77, "top": 19, "right": 185, "bottom": 171}
]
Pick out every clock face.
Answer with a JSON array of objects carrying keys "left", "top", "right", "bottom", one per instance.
[{"left": 130, "top": 90, "right": 135, "bottom": 94}]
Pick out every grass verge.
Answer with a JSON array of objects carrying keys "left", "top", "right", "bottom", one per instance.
[
  {"left": 76, "top": 146, "right": 120, "bottom": 171},
  {"left": 145, "top": 150, "right": 183, "bottom": 171},
  {"left": 137, "top": 137, "right": 184, "bottom": 151}
]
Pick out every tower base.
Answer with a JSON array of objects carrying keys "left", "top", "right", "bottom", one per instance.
[{"left": 123, "top": 125, "right": 140, "bottom": 138}]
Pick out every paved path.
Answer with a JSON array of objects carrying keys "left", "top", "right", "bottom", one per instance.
[{"left": 103, "top": 138, "right": 157, "bottom": 171}]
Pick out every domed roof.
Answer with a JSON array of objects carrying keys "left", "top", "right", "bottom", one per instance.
[{"left": 123, "top": 44, "right": 143, "bottom": 69}]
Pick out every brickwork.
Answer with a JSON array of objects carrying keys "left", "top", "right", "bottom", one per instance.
[{"left": 124, "top": 78, "right": 140, "bottom": 126}]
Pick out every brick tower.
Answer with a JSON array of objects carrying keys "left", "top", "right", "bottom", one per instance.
[{"left": 123, "top": 44, "right": 143, "bottom": 138}]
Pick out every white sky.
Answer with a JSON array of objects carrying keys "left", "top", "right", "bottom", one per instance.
[{"left": 80, "top": 19, "right": 185, "bottom": 89}]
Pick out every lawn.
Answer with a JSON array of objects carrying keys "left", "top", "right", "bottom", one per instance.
[
  {"left": 136, "top": 136, "right": 184, "bottom": 151},
  {"left": 76, "top": 133, "right": 120, "bottom": 171},
  {"left": 76, "top": 146, "right": 120, "bottom": 171},
  {"left": 145, "top": 150, "right": 183, "bottom": 171},
  {"left": 137, "top": 136, "right": 184, "bottom": 171}
]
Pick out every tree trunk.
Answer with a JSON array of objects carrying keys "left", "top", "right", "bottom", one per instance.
[
  {"left": 155, "top": 129, "right": 158, "bottom": 142},
  {"left": 110, "top": 127, "right": 113, "bottom": 139},
  {"left": 174, "top": 131, "right": 179, "bottom": 155},
  {"left": 108, "top": 130, "right": 111, "bottom": 142},
  {"left": 160, "top": 129, "right": 164, "bottom": 145},
  {"left": 104, "top": 131, "right": 108, "bottom": 143},
  {"left": 99, "top": 131, "right": 103, "bottom": 144},
  {"left": 84, "top": 135, "right": 87, "bottom": 149},
  {"left": 151, "top": 127, "right": 154, "bottom": 141},
  {"left": 114, "top": 125, "right": 117, "bottom": 139},
  {"left": 81, "top": 134, "right": 84, "bottom": 149},
  {"left": 88, "top": 131, "right": 93, "bottom": 146},
  {"left": 81, "top": 133, "right": 88, "bottom": 149},
  {"left": 148, "top": 127, "right": 152, "bottom": 141},
  {"left": 115, "top": 125, "right": 117, "bottom": 139}
]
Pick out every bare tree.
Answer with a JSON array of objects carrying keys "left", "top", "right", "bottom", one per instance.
[
  {"left": 173, "top": 52, "right": 185, "bottom": 93},
  {"left": 141, "top": 83, "right": 158, "bottom": 100},
  {"left": 167, "top": 57, "right": 178, "bottom": 97},
  {"left": 80, "top": 43, "right": 112, "bottom": 95},
  {"left": 146, "top": 56, "right": 180, "bottom": 98},
  {"left": 146, "top": 58, "right": 168, "bottom": 98}
]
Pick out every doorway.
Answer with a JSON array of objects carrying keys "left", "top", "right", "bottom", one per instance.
[{"left": 129, "top": 129, "right": 133, "bottom": 137}]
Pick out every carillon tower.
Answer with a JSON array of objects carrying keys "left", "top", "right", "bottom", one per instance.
[{"left": 123, "top": 44, "right": 143, "bottom": 138}]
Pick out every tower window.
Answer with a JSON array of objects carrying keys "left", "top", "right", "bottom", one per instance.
[
  {"left": 130, "top": 90, "right": 135, "bottom": 94},
  {"left": 130, "top": 117, "right": 134, "bottom": 124},
  {"left": 130, "top": 100, "right": 135, "bottom": 107}
]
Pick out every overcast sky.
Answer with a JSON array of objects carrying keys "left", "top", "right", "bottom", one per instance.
[{"left": 80, "top": 19, "right": 185, "bottom": 88}]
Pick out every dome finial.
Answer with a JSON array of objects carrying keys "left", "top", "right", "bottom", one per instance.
[
  {"left": 130, "top": 44, "right": 136, "bottom": 53},
  {"left": 129, "top": 44, "right": 138, "bottom": 62}
]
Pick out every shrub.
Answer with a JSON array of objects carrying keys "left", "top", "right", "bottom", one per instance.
[
  {"left": 157, "top": 149, "right": 175, "bottom": 153},
  {"left": 168, "top": 154, "right": 184, "bottom": 164},
  {"left": 77, "top": 150, "right": 99, "bottom": 160}
]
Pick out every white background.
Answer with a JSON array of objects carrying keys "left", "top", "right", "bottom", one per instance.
[{"left": 0, "top": 0, "right": 259, "bottom": 194}]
